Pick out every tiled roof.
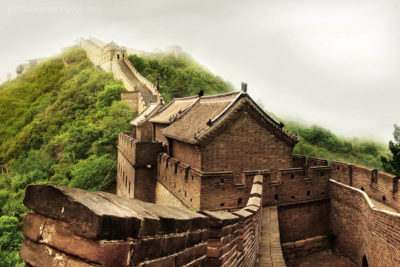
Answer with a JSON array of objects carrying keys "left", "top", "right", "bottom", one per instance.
[
  {"left": 130, "top": 103, "right": 164, "bottom": 126},
  {"left": 160, "top": 91, "right": 297, "bottom": 145},
  {"left": 149, "top": 95, "right": 199, "bottom": 124}
]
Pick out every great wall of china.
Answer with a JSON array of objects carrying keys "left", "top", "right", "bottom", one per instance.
[
  {"left": 19, "top": 39, "right": 400, "bottom": 266},
  {"left": 78, "top": 37, "right": 163, "bottom": 113}
]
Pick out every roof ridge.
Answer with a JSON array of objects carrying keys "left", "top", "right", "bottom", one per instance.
[{"left": 194, "top": 94, "right": 297, "bottom": 145}]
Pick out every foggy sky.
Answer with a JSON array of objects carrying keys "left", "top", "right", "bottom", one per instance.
[{"left": 1, "top": 0, "right": 400, "bottom": 142}]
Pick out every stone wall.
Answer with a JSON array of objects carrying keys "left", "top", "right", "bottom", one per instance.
[
  {"left": 172, "top": 140, "right": 202, "bottom": 170},
  {"left": 278, "top": 199, "right": 330, "bottom": 243},
  {"left": 20, "top": 175, "right": 265, "bottom": 267},
  {"left": 136, "top": 120, "right": 153, "bottom": 142},
  {"left": 123, "top": 57, "right": 162, "bottom": 103},
  {"left": 331, "top": 161, "right": 400, "bottom": 211},
  {"left": 202, "top": 175, "right": 264, "bottom": 267},
  {"left": 201, "top": 111, "right": 294, "bottom": 183},
  {"left": 158, "top": 153, "right": 202, "bottom": 210},
  {"left": 158, "top": 153, "right": 257, "bottom": 211},
  {"left": 79, "top": 38, "right": 102, "bottom": 65},
  {"left": 154, "top": 123, "right": 169, "bottom": 145},
  {"left": 330, "top": 179, "right": 400, "bottom": 266},
  {"left": 20, "top": 185, "right": 209, "bottom": 267},
  {"left": 120, "top": 91, "right": 139, "bottom": 112},
  {"left": 262, "top": 165, "right": 331, "bottom": 206},
  {"left": 281, "top": 235, "right": 328, "bottom": 261},
  {"left": 117, "top": 133, "right": 162, "bottom": 202}
]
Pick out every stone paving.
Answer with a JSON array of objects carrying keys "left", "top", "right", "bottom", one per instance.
[
  {"left": 258, "top": 206, "right": 286, "bottom": 267},
  {"left": 286, "top": 250, "right": 356, "bottom": 267}
]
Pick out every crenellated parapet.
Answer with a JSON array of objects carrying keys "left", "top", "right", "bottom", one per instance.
[
  {"left": 117, "top": 133, "right": 162, "bottom": 201},
  {"left": 330, "top": 161, "right": 400, "bottom": 211},
  {"left": 157, "top": 153, "right": 256, "bottom": 211}
]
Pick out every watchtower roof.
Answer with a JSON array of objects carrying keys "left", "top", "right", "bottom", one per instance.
[{"left": 158, "top": 91, "right": 297, "bottom": 145}]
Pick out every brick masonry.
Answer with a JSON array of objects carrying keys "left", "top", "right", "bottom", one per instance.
[
  {"left": 281, "top": 235, "right": 328, "bottom": 261},
  {"left": 330, "top": 179, "right": 400, "bottom": 266},
  {"left": 20, "top": 176, "right": 265, "bottom": 267}
]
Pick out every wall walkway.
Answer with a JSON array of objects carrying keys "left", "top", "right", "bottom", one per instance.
[{"left": 258, "top": 206, "right": 286, "bottom": 267}]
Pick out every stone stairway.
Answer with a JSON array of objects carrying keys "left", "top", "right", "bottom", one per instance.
[
  {"left": 258, "top": 206, "right": 287, "bottom": 267},
  {"left": 117, "top": 60, "right": 155, "bottom": 106}
]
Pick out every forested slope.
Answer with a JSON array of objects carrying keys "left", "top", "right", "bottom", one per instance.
[{"left": 0, "top": 47, "right": 133, "bottom": 265}]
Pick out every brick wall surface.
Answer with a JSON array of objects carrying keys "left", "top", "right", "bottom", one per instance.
[
  {"left": 278, "top": 199, "right": 330, "bottom": 242},
  {"left": 281, "top": 235, "right": 328, "bottom": 261},
  {"left": 201, "top": 112, "right": 293, "bottom": 184},
  {"left": 330, "top": 179, "right": 400, "bottom": 266},
  {"left": 155, "top": 181, "right": 188, "bottom": 209},
  {"left": 117, "top": 133, "right": 162, "bottom": 201},
  {"left": 154, "top": 123, "right": 169, "bottom": 145},
  {"left": 262, "top": 166, "right": 331, "bottom": 206},
  {"left": 292, "top": 154, "right": 306, "bottom": 168},
  {"left": 200, "top": 172, "right": 251, "bottom": 210},
  {"left": 202, "top": 175, "right": 264, "bottom": 267},
  {"left": 172, "top": 140, "right": 201, "bottom": 170},
  {"left": 120, "top": 91, "right": 139, "bottom": 112},
  {"left": 158, "top": 153, "right": 202, "bottom": 210},
  {"left": 117, "top": 150, "right": 135, "bottom": 198},
  {"left": 136, "top": 121, "right": 153, "bottom": 142},
  {"left": 330, "top": 161, "right": 400, "bottom": 212}
]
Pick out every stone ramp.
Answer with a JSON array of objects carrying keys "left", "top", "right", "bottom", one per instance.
[
  {"left": 117, "top": 60, "right": 154, "bottom": 106},
  {"left": 258, "top": 206, "right": 286, "bottom": 267}
]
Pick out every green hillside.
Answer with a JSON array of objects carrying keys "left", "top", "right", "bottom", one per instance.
[
  {"left": 0, "top": 46, "right": 391, "bottom": 266},
  {"left": 0, "top": 47, "right": 134, "bottom": 265},
  {"left": 127, "top": 52, "right": 234, "bottom": 102},
  {"left": 285, "top": 122, "right": 389, "bottom": 169}
]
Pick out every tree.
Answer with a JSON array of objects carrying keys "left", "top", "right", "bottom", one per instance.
[{"left": 381, "top": 124, "right": 400, "bottom": 175}]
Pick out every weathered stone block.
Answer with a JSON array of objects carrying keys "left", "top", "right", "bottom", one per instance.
[
  {"left": 20, "top": 238, "right": 98, "bottom": 267},
  {"left": 23, "top": 185, "right": 157, "bottom": 240},
  {"left": 138, "top": 255, "right": 175, "bottom": 267},
  {"left": 22, "top": 213, "right": 131, "bottom": 266},
  {"left": 163, "top": 233, "right": 187, "bottom": 255}
]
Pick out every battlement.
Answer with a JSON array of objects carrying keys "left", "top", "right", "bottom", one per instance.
[
  {"left": 330, "top": 161, "right": 400, "bottom": 211},
  {"left": 118, "top": 133, "right": 161, "bottom": 167},
  {"left": 117, "top": 133, "right": 162, "bottom": 201},
  {"left": 157, "top": 153, "right": 254, "bottom": 211}
]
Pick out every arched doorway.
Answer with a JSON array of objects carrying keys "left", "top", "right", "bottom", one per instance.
[
  {"left": 117, "top": 54, "right": 120, "bottom": 60},
  {"left": 362, "top": 255, "right": 368, "bottom": 267}
]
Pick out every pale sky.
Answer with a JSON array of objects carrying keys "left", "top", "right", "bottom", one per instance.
[{"left": 1, "top": 0, "right": 400, "bottom": 142}]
